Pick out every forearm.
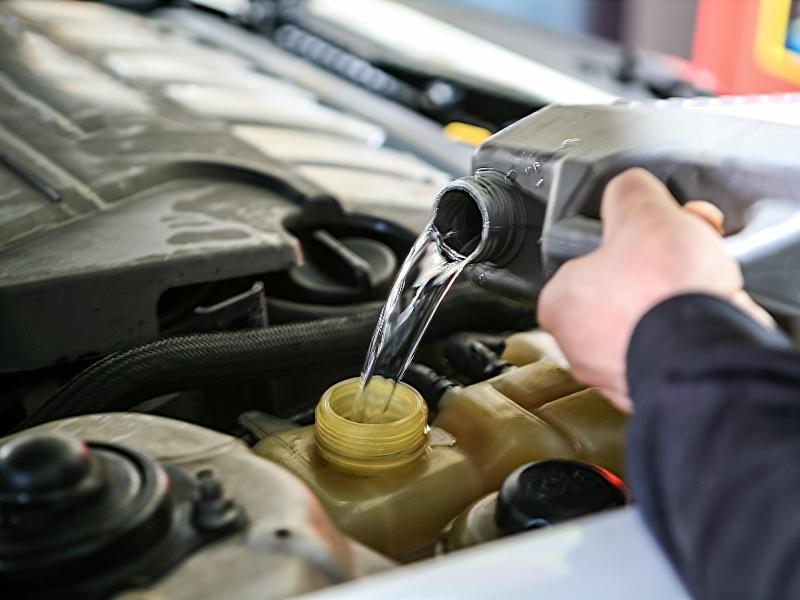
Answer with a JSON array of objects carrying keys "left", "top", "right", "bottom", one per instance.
[{"left": 627, "top": 294, "right": 800, "bottom": 600}]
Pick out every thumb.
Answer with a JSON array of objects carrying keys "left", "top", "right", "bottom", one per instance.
[
  {"left": 730, "top": 290, "right": 776, "bottom": 330},
  {"left": 601, "top": 168, "right": 682, "bottom": 241}
]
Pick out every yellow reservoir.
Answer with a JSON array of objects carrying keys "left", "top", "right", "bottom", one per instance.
[
  {"left": 255, "top": 378, "right": 483, "bottom": 559},
  {"left": 254, "top": 359, "right": 628, "bottom": 559}
]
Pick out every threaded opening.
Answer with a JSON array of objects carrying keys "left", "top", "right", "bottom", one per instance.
[
  {"left": 432, "top": 171, "right": 526, "bottom": 265},
  {"left": 432, "top": 189, "right": 485, "bottom": 258},
  {"left": 315, "top": 378, "right": 428, "bottom": 475}
]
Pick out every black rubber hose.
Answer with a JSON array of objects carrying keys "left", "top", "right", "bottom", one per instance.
[
  {"left": 444, "top": 333, "right": 511, "bottom": 382},
  {"left": 16, "top": 284, "right": 533, "bottom": 431},
  {"left": 401, "top": 364, "right": 459, "bottom": 412}
]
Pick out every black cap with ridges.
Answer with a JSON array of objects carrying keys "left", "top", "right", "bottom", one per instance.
[{"left": 494, "top": 459, "right": 628, "bottom": 535}]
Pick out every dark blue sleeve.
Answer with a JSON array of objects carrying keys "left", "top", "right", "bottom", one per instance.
[{"left": 626, "top": 293, "right": 800, "bottom": 600}]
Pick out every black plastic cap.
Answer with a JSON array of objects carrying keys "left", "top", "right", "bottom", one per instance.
[
  {"left": 0, "top": 434, "right": 101, "bottom": 505},
  {"left": 0, "top": 432, "right": 245, "bottom": 599},
  {"left": 288, "top": 232, "right": 397, "bottom": 303},
  {"left": 495, "top": 459, "right": 628, "bottom": 535}
]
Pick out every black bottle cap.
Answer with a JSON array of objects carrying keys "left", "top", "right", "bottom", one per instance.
[{"left": 494, "top": 459, "right": 629, "bottom": 535}]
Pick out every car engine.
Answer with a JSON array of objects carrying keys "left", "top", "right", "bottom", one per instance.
[{"left": 0, "top": 1, "right": 708, "bottom": 598}]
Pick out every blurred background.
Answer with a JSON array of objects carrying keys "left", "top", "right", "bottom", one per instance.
[{"left": 417, "top": 0, "right": 697, "bottom": 58}]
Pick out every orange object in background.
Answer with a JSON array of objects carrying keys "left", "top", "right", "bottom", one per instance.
[{"left": 694, "top": 0, "right": 800, "bottom": 93}]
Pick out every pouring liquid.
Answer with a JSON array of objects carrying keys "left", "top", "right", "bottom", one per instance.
[{"left": 355, "top": 222, "right": 479, "bottom": 423}]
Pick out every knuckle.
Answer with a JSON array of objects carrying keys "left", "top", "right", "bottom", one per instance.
[{"left": 605, "top": 168, "right": 651, "bottom": 202}]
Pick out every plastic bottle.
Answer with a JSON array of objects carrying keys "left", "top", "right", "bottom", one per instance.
[{"left": 430, "top": 103, "right": 800, "bottom": 313}]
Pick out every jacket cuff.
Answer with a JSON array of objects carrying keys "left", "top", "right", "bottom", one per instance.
[{"left": 626, "top": 293, "right": 790, "bottom": 404}]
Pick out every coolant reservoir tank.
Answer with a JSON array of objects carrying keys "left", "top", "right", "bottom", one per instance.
[
  {"left": 256, "top": 358, "right": 629, "bottom": 558},
  {"left": 433, "top": 367, "right": 628, "bottom": 489},
  {"left": 501, "top": 330, "right": 567, "bottom": 366},
  {"left": 254, "top": 378, "right": 483, "bottom": 559}
]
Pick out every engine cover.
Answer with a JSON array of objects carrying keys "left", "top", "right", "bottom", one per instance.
[{"left": 0, "top": 0, "right": 450, "bottom": 372}]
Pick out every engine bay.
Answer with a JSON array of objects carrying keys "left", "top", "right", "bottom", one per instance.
[{"left": 0, "top": 2, "right": 713, "bottom": 598}]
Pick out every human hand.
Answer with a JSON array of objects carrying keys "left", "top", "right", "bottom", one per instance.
[{"left": 537, "top": 168, "right": 772, "bottom": 412}]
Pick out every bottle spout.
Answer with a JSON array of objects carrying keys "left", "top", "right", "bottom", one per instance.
[
  {"left": 432, "top": 170, "right": 543, "bottom": 300},
  {"left": 432, "top": 170, "right": 527, "bottom": 265}
]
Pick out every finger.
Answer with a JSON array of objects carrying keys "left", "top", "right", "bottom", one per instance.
[
  {"left": 569, "top": 361, "right": 632, "bottom": 413},
  {"left": 683, "top": 201, "right": 725, "bottom": 234},
  {"left": 600, "top": 388, "right": 634, "bottom": 414},
  {"left": 730, "top": 290, "right": 776, "bottom": 330},
  {"left": 601, "top": 168, "right": 683, "bottom": 241},
  {"left": 537, "top": 259, "right": 579, "bottom": 332}
]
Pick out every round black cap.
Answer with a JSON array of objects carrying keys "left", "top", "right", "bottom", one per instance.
[
  {"left": 290, "top": 233, "right": 398, "bottom": 302},
  {"left": 0, "top": 434, "right": 102, "bottom": 505},
  {"left": 0, "top": 432, "right": 174, "bottom": 588},
  {"left": 495, "top": 459, "right": 628, "bottom": 535}
]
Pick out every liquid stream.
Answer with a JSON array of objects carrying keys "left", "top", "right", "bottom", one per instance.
[
  {"left": 355, "top": 222, "right": 478, "bottom": 423},
  {"left": 353, "top": 143, "right": 584, "bottom": 422}
]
